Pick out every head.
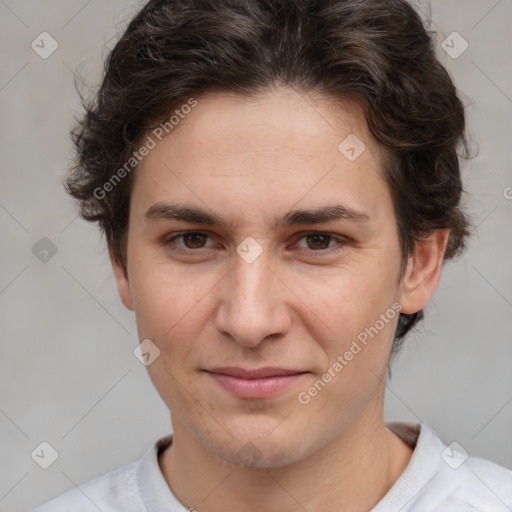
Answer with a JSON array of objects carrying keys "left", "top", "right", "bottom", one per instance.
[{"left": 67, "top": 0, "right": 471, "bottom": 467}]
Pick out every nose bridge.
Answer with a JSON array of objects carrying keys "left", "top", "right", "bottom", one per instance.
[
  {"left": 215, "top": 245, "right": 291, "bottom": 347},
  {"left": 232, "top": 249, "right": 273, "bottom": 309}
]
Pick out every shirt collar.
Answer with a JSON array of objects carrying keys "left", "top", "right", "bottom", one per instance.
[
  {"left": 136, "top": 422, "right": 441, "bottom": 512},
  {"left": 137, "top": 433, "right": 187, "bottom": 512}
]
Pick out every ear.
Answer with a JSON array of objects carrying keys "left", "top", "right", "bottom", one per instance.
[
  {"left": 108, "top": 244, "right": 134, "bottom": 311},
  {"left": 399, "top": 229, "right": 450, "bottom": 314}
]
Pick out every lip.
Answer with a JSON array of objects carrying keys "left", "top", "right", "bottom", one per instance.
[{"left": 205, "top": 367, "right": 308, "bottom": 399}]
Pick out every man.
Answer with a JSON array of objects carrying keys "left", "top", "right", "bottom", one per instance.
[{"left": 34, "top": 0, "right": 512, "bottom": 510}]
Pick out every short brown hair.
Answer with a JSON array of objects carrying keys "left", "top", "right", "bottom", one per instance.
[{"left": 66, "top": 0, "right": 471, "bottom": 355}]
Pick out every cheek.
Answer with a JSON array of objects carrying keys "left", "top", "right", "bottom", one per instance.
[
  {"left": 128, "top": 263, "right": 210, "bottom": 408},
  {"left": 128, "top": 259, "right": 209, "bottom": 342},
  {"left": 298, "top": 259, "right": 398, "bottom": 345},
  {"left": 299, "top": 266, "right": 400, "bottom": 412},
  {"left": 295, "top": 276, "right": 398, "bottom": 426}
]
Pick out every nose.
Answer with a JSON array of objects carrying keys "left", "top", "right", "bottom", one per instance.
[{"left": 214, "top": 249, "right": 292, "bottom": 348}]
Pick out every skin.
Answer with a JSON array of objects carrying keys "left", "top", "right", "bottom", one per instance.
[{"left": 110, "top": 86, "right": 449, "bottom": 512}]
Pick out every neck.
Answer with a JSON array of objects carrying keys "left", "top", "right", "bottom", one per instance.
[{"left": 159, "top": 407, "right": 413, "bottom": 512}]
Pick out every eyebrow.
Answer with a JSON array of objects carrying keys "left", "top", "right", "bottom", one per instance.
[{"left": 144, "top": 202, "right": 370, "bottom": 230}]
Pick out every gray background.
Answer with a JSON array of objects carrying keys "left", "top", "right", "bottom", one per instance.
[{"left": 1, "top": 1, "right": 511, "bottom": 511}]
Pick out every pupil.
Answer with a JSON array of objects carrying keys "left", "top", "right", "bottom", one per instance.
[
  {"left": 185, "top": 233, "right": 205, "bottom": 248},
  {"left": 308, "top": 234, "right": 329, "bottom": 250}
]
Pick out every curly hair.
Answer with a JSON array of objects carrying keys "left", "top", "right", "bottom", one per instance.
[{"left": 66, "top": 0, "right": 472, "bottom": 356}]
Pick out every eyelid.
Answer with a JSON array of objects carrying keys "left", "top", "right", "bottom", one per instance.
[{"left": 294, "top": 230, "right": 346, "bottom": 241}]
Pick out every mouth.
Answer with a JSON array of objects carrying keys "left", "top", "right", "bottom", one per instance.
[{"left": 204, "top": 367, "right": 309, "bottom": 399}]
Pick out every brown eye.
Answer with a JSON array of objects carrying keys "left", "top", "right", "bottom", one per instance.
[
  {"left": 164, "top": 231, "right": 215, "bottom": 255},
  {"left": 292, "top": 232, "right": 347, "bottom": 257},
  {"left": 305, "top": 234, "right": 332, "bottom": 250},
  {"left": 181, "top": 232, "right": 208, "bottom": 249}
]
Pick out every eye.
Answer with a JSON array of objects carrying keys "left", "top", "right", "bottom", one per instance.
[
  {"left": 163, "top": 231, "right": 216, "bottom": 255},
  {"left": 162, "top": 231, "right": 348, "bottom": 257},
  {"left": 292, "top": 232, "right": 347, "bottom": 255}
]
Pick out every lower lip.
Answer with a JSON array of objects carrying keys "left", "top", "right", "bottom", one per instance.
[{"left": 207, "top": 372, "right": 306, "bottom": 399}]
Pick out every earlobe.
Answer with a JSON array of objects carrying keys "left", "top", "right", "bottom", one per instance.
[
  {"left": 399, "top": 230, "right": 450, "bottom": 315},
  {"left": 108, "top": 245, "right": 134, "bottom": 311}
]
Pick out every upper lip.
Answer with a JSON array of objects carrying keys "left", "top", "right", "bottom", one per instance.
[{"left": 207, "top": 367, "right": 306, "bottom": 379}]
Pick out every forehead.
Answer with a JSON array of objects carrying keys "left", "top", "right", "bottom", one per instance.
[
  {"left": 131, "top": 87, "right": 392, "bottom": 230},
  {"left": 151, "top": 88, "right": 375, "bottom": 157}
]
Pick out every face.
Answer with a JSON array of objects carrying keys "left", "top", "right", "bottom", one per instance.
[{"left": 112, "top": 87, "right": 440, "bottom": 468}]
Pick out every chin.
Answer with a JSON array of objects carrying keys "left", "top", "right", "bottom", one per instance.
[
  {"left": 214, "top": 437, "right": 305, "bottom": 469},
  {"left": 197, "top": 418, "right": 314, "bottom": 469}
]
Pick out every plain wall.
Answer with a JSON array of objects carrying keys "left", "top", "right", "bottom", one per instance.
[{"left": 0, "top": 1, "right": 511, "bottom": 511}]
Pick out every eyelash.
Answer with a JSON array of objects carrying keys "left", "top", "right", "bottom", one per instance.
[{"left": 163, "top": 231, "right": 348, "bottom": 257}]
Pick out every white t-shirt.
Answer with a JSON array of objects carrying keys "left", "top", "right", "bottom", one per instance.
[{"left": 32, "top": 422, "right": 512, "bottom": 511}]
